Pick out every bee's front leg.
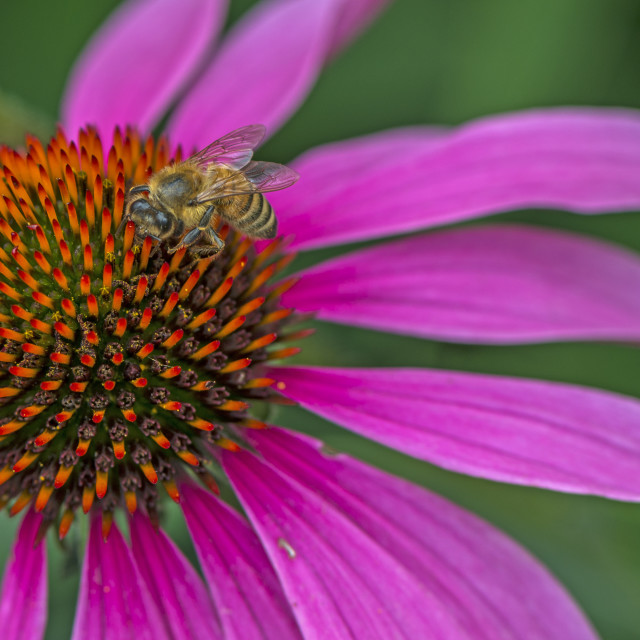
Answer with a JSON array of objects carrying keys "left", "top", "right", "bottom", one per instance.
[
  {"left": 169, "top": 205, "right": 219, "bottom": 254},
  {"left": 168, "top": 226, "right": 202, "bottom": 253},
  {"left": 197, "top": 205, "right": 216, "bottom": 229}
]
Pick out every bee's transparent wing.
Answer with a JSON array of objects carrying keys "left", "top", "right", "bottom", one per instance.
[
  {"left": 187, "top": 124, "right": 267, "bottom": 171},
  {"left": 195, "top": 161, "right": 299, "bottom": 203}
]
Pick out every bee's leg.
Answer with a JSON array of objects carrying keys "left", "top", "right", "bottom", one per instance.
[
  {"left": 188, "top": 244, "right": 223, "bottom": 261},
  {"left": 168, "top": 227, "right": 202, "bottom": 253},
  {"left": 197, "top": 204, "right": 216, "bottom": 229},
  {"left": 204, "top": 226, "right": 225, "bottom": 250},
  {"left": 169, "top": 206, "right": 218, "bottom": 254}
]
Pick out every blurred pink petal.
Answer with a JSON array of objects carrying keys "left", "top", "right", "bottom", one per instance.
[
  {"left": 0, "top": 511, "right": 47, "bottom": 640},
  {"left": 168, "top": 0, "right": 338, "bottom": 150},
  {"left": 327, "top": 0, "right": 393, "bottom": 56},
  {"left": 181, "top": 484, "right": 302, "bottom": 640},
  {"left": 130, "top": 512, "right": 221, "bottom": 640},
  {"left": 285, "top": 224, "right": 640, "bottom": 343},
  {"left": 249, "top": 427, "right": 597, "bottom": 640},
  {"left": 271, "top": 366, "right": 640, "bottom": 500},
  {"left": 270, "top": 108, "right": 640, "bottom": 250},
  {"left": 62, "top": 0, "right": 226, "bottom": 139},
  {"left": 71, "top": 515, "right": 169, "bottom": 640},
  {"left": 223, "top": 448, "right": 467, "bottom": 639}
]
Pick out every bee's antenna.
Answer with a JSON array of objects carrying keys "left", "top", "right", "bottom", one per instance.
[
  {"left": 115, "top": 214, "right": 129, "bottom": 236},
  {"left": 129, "top": 184, "right": 150, "bottom": 195}
]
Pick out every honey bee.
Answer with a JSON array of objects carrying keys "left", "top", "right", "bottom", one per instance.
[{"left": 121, "top": 124, "right": 299, "bottom": 257}]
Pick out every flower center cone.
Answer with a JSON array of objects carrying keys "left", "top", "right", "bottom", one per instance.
[{"left": 0, "top": 126, "right": 304, "bottom": 541}]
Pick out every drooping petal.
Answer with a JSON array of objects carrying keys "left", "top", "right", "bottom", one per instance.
[
  {"left": 129, "top": 511, "right": 221, "bottom": 640},
  {"left": 271, "top": 366, "right": 640, "bottom": 500},
  {"left": 168, "top": 0, "right": 339, "bottom": 150},
  {"left": 71, "top": 515, "right": 169, "bottom": 640},
  {"left": 181, "top": 484, "right": 302, "bottom": 640},
  {"left": 62, "top": 0, "right": 227, "bottom": 139},
  {"left": 247, "top": 426, "right": 597, "bottom": 640},
  {"left": 223, "top": 448, "right": 467, "bottom": 639},
  {"left": 284, "top": 224, "right": 640, "bottom": 343},
  {"left": 269, "top": 108, "right": 640, "bottom": 251},
  {"left": 0, "top": 511, "right": 47, "bottom": 640}
]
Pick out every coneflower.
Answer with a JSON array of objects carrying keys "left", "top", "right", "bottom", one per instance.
[{"left": 2, "top": 1, "right": 640, "bottom": 639}]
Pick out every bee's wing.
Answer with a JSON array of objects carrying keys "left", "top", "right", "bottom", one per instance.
[
  {"left": 194, "top": 161, "right": 299, "bottom": 204},
  {"left": 187, "top": 124, "right": 267, "bottom": 171}
]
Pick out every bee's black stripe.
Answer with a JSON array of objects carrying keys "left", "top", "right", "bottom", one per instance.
[
  {"left": 240, "top": 194, "right": 264, "bottom": 226},
  {"left": 253, "top": 196, "right": 277, "bottom": 237},
  {"left": 255, "top": 195, "right": 272, "bottom": 226},
  {"left": 237, "top": 193, "right": 255, "bottom": 216}
]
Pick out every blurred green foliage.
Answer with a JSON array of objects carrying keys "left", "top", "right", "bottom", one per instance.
[{"left": 0, "top": 0, "right": 639, "bottom": 638}]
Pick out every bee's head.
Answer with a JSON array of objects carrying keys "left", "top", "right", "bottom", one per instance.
[{"left": 127, "top": 197, "right": 175, "bottom": 240}]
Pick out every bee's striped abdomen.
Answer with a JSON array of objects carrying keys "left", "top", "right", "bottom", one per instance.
[{"left": 230, "top": 192, "right": 277, "bottom": 239}]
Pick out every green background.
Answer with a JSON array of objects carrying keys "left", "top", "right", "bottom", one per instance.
[{"left": 1, "top": 0, "right": 640, "bottom": 637}]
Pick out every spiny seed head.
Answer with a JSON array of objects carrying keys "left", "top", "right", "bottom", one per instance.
[{"left": 0, "top": 126, "right": 303, "bottom": 539}]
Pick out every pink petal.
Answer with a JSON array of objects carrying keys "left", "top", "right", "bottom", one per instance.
[
  {"left": 270, "top": 108, "right": 640, "bottom": 251},
  {"left": 223, "top": 449, "right": 467, "bottom": 639},
  {"left": 248, "top": 427, "right": 597, "bottom": 640},
  {"left": 71, "top": 515, "right": 169, "bottom": 640},
  {"left": 168, "top": 0, "right": 339, "bottom": 151},
  {"left": 62, "top": 0, "right": 227, "bottom": 140},
  {"left": 181, "top": 484, "right": 302, "bottom": 640},
  {"left": 129, "top": 512, "right": 221, "bottom": 640},
  {"left": 327, "top": 0, "right": 393, "bottom": 57},
  {"left": 0, "top": 511, "right": 47, "bottom": 640},
  {"left": 272, "top": 126, "right": 447, "bottom": 213},
  {"left": 285, "top": 223, "right": 640, "bottom": 343},
  {"left": 271, "top": 366, "right": 640, "bottom": 501}
]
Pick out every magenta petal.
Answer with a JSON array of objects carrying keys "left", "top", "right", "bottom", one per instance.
[
  {"left": 271, "top": 366, "right": 640, "bottom": 500},
  {"left": 285, "top": 223, "right": 640, "bottom": 343},
  {"left": 270, "top": 126, "right": 447, "bottom": 216},
  {"left": 168, "top": 0, "right": 339, "bottom": 150},
  {"left": 181, "top": 484, "right": 302, "bottom": 640},
  {"left": 71, "top": 515, "right": 169, "bottom": 640},
  {"left": 0, "top": 511, "right": 47, "bottom": 640},
  {"left": 247, "top": 427, "right": 596, "bottom": 640},
  {"left": 223, "top": 449, "right": 467, "bottom": 639},
  {"left": 129, "top": 512, "right": 221, "bottom": 640},
  {"left": 327, "top": 0, "right": 392, "bottom": 56},
  {"left": 62, "top": 0, "right": 227, "bottom": 139},
  {"left": 271, "top": 109, "right": 640, "bottom": 251}
]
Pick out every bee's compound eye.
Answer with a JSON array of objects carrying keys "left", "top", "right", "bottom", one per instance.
[
  {"left": 130, "top": 198, "right": 154, "bottom": 215},
  {"left": 154, "top": 210, "right": 173, "bottom": 234}
]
